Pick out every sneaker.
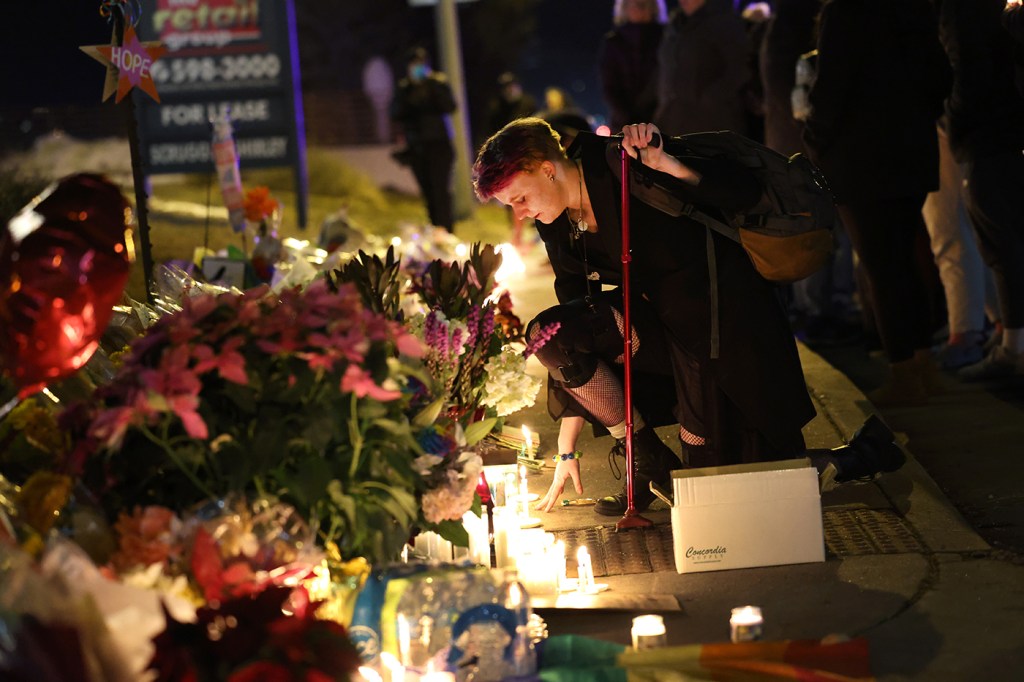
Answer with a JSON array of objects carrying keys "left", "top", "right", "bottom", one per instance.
[
  {"left": 958, "top": 345, "right": 1024, "bottom": 382},
  {"left": 594, "top": 487, "right": 656, "bottom": 516},
  {"left": 934, "top": 332, "right": 986, "bottom": 371},
  {"left": 832, "top": 415, "right": 906, "bottom": 483},
  {"left": 594, "top": 427, "right": 677, "bottom": 516}
]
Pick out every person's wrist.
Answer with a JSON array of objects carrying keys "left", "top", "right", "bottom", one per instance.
[{"left": 552, "top": 450, "right": 583, "bottom": 462}]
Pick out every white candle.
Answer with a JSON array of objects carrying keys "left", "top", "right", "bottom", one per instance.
[
  {"left": 631, "top": 614, "right": 667, "bottom": 650},
  {"left": 518, "top": 464, "right": 530, "bottom": 516},
  {"left": 521, "top": 424, "right": 532, "bottom": 457},
  {"left": 421, "top": 661, "right": 456, "bottom": 682},
  {"left": 729, "top": 605, "right": 764, "bottom": 643},
  {"left": 358, "top": 666, "right": 383, "bottom": 682},
  {"left": 503, "top": 471, "right": 517, "bottom": 508},
  {"left": 576, "top": 546, "right": 595, "bottom": 594},
  {"left": 552, "top": 540, "right": 567, "bottom": 591},
  {"left": 396, "top": 613, "right": 411, "bottom": 665},
  {"left": 380, "top": 652, "right": 405, "bottom": 682},
  {"left": 492, "top": 505, "right": 518, "bottom": 568}
]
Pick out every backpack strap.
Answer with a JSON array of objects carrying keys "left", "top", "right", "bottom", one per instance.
[
  {"left": 605, "top": 140, "right": 729, "bottom": 360},
  {"left": 706, "top": 227, "right": 720, "bottom": 360}
]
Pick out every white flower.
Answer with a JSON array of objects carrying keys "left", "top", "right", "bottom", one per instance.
[
  {"left": 480, "top": 347, "right": 542, "bottom": 417},
  {"left": 421, "top": 450, "right": 483, "bottom": 523},
  {"left": 414, "top": 453, "right": 445, "bottom": 476}
]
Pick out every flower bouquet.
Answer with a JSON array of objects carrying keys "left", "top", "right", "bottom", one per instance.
[{"left": 64, "top": 278, "right": 433, "bottom": 567}]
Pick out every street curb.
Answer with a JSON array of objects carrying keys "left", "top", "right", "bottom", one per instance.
[{"left": 798, "top": 343, "right": 990, "bottom": 555}]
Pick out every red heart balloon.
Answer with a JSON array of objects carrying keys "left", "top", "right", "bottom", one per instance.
[{"left": 0, "top": 173, "right": 133, "bottom": 398}]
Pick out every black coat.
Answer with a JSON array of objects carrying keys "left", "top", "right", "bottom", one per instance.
[
  {"left": 803, "top": 0, "right": 951, "bottom": 203},
  {"left": 759, "top": 0, "right": 821, "bottom": 156},
  {"left": 940, "top": 0, "right": 1024, "bottom": 163},
  {"left": 536, "top": 132, "right": 815, "bottom": 454},
  {"left": 598, "top": 22, "right": 664, "bottom": 132}
]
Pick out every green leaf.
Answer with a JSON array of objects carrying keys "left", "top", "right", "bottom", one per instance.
[
  {"left": 326, "top": 480, "right": 357, "bottom": 526},
  {"left": 284, "top": 456, "right": 331, "bottom": 507},
  {"left": 412, "top": 397, "right": 445, "bottom": 428},
  {"left": 433, "top": 519, "right": 470, "bottom": 547},
  {"left": 464, "top": 417, "right": 498, "bottom": 446}
]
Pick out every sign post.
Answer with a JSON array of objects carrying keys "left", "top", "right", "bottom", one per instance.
[
  {"left": 135, "top": 0, "right": 308, "bottom": 228},
  {"left": 410, "top": 0, "right": 477, "bottom": 221}
]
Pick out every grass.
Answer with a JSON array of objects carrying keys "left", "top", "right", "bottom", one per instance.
[{"left": 122, "top": 148, "right": 512, "bottom": 300}]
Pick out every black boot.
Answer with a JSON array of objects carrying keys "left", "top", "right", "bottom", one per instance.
[
  {"left": 829, "top": 415, "right": 906, "bottom": 483},
  {"left": 595, "top": 427, "right": 679, "bottom": 516}
]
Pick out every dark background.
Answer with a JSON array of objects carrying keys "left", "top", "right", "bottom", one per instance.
[{"left": 0, "top": 0, "right": 617, "bottom": 149}]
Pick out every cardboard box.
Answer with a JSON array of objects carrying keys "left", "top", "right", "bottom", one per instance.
[{"left": 670, "top": 458, "right": 825, "bottom": 573}]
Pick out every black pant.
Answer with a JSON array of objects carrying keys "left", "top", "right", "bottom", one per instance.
[
  {"left": 838, "top": 195, "right": 934, "bottom": 363},
  {"left": 409, "top": 140, "right": 454, "bottom": 232},
  {"left": 527, "top": 291, "right": 676, "bottom": 428},
  {"left": 965, "top": 151, "right": 1024, "bottom": 328}
]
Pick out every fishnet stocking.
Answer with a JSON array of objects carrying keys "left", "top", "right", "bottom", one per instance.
[
  {"left": 610, "top": 307, "right": 640, "bottom": 363},
  {"left": 565, "top": 361, "right": 625, "bottom": 426},
  {"left": 680, "top": 426, "right": 706, "bottom": 446},
  {"left": 527, "top": 316, "right": 628, "bottom": 427}
]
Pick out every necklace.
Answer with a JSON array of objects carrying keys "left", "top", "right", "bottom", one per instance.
[{"left": 565, "top": 160, "right": 588, "bottom": 236}]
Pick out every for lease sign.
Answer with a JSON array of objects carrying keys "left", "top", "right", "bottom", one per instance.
[{"left": 135, "top": 0, "right": 304, "bottom": 174}]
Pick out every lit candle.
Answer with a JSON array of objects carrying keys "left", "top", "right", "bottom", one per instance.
[
  {"left": 631, "top": 614, "right": 667, "bottom": 650},
  {"left": 503, "top": 471, "right": 517, "bottom": 508},
  {"left": 358, "top": 666, "right": 383, "bottom": 682},
  {"left": 492, "top": 505, "right": 518, "bottom": 568},
  {"left": 729, "top": 605, "right": 764, "bottom": 643},
  {"left": 552, "top": 540, "right": 567, "bottom": 591},
  {"left": 576, "top": 546, "right": 595, "bottom": 594},
  {"left": 421, "top": 661, "right": 456, "bottom": 682},
  {"left": 396, "top": 613, "right": 411, "bottom": 666},
  {"left": 521, "top": 424, "right": 533, "bottom": 457},
  {"left": 380, "top": 652, "right": 405, "bottom": 682},
  {"left": 518, "top": 464, "right": 530, "bottom": 517}
]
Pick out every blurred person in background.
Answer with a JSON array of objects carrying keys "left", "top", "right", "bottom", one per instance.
[
  {"left": 390, "top": 47, "right": 457, "bottom": 233},
  {"left": 598, "top": 0, "right": 668, "bottom": 132},
  {"left": 537, "top": 86, "right": 592, "bottom": 149},
  {"left": 761, "top": 0, "right": 860, "bottom": 349},
  {"left": 803, "top": 0, "right": 951, "bottom": 407},
  {"left": 484, "top": 72, "right": 538, "bottom": 247},
  {"left": 655, "top": 0, "right": 751, "bottom": 136},
  {"left": 938, "top": 0, "right": 1024, "bottom": 380}
]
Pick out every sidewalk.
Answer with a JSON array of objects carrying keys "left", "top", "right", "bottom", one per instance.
[{"left": 501, "top": 248, "right": 1024, "bottom": 680}]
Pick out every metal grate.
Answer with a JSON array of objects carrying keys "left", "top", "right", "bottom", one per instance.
[
  {"left": 823, "top": 508, "right": 928, "bottom": 557},
  {"left": 549, "top": 509, "right": 928, "bottom": 578},
  {"left": 550, "top": 525, "right": 675, "bottom": 577}
]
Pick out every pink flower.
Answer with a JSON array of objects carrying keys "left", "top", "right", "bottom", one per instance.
[
  {"left": 192, "top": 337, "right": 249, "bottom": 385},
  {"left": 340, "top": 365, "right": 401, "bottom": 401},
  {"left": 90, "top": 406, "right": 138, "bottom": 449},
  {"left": 395, "top": 331, "right": 425, "bottom": 358}
]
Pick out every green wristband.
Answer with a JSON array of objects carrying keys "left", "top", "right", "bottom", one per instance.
[{"left": 552, "top": 450, "right": 583, "bottom": 462}]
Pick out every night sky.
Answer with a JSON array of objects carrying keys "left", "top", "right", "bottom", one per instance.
[
  {"left": 519, "top": 0, "right": 618, "bottom": 127},
  {"left": 0, "top": 1, "right": 620, "bottom": 123}
]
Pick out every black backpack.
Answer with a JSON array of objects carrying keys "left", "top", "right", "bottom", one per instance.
[
  {"left": 606, "top": 130, "right": 838, "bottom": 357},
  {"left": 607, "top": 129, "right": 837, "bottom": 283}
]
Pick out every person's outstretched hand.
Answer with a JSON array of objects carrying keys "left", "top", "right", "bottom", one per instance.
[{"left": 535, "top": 459, "right": 583, "bottom": 513}]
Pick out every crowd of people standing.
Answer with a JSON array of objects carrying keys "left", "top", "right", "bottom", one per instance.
[
  {"left": 464, "top": 0, "right": 1024, "bottom": 512},
  {"left": 587, "top": 0, "right": 1024, "bottom": 390}
]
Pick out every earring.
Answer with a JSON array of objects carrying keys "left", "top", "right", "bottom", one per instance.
[{"left": 548, "top": 174, "right": 554, "bottom": 181}]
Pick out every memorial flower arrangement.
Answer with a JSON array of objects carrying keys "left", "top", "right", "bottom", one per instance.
[{"left": 62, "top": 278, "right": 441, "bottom": 566}]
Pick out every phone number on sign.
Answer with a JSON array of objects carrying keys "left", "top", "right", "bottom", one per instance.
[{"left": 150, "top": 55, "right": 282, "bottom": 85}]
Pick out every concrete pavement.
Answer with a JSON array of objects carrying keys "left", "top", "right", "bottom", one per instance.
[{"left": 499, "top": 245, "right": 1024, "bottom": 681}]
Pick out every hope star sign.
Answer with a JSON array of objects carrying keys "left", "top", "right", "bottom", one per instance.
[{"left": 81, "top": 26, "right": 166, "bottom": 103}]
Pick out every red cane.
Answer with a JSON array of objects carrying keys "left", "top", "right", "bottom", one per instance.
[{"left": 616, "top": 135, "right": 656, "bottom": 532}]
